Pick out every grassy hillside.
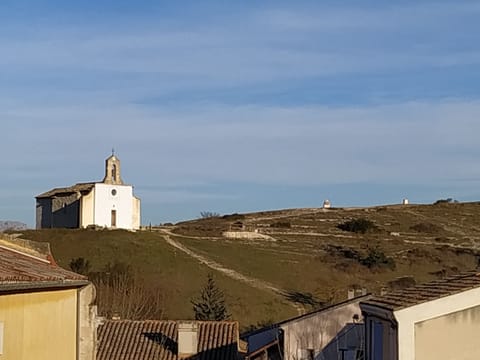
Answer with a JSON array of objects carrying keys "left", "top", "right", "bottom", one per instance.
[
  {"left": 18, "top": 201, "right": 480, "bottom": 329},
  {"left": 18, "top": 228, "right": 296, "bottom": 328}
]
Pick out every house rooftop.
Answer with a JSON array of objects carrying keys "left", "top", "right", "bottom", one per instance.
[
  {"left": 0, "top": 242, "right": 88, "bottom": 292},
  {"left": 361, "top": 270, "right": 480, "bottom": 311},
  {"left": 97, "top": 319, "right": 244, "bottom": 360},
  {"left": 36, "top": 182, "right": 96, "bottom": 198},
  {"left": 278, "top": 293, "right": 370, "bottom": 326},
  {"left": 243, "top": 294, "right": 370, "bottom": 339}
]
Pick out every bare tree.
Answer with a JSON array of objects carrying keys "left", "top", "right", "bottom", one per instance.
[
  {"left": 94, "top": 272, "right": 165, "bottom": 320},
  {"left": 199, "top": 211, "right": 221, "bottom": 219},
  {"left": 85, "top": 260, "right": 165, "bottom": 320}
]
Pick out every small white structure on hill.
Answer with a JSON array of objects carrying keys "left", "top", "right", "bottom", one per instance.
[
  {"left": 36, "top": 153, "right": 141, "bottom": 230},
  {"left": 402, "top": 198, "right": 409, "bottom": 205},
  {"left": 323, "top": 199, "right": 331, "bottom": 209}
]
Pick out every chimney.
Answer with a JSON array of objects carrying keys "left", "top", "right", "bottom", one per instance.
[
  {"left": 178, "top": 321, "right": 198, "bottom": 358},
  {"left": 347, "top": 289, "right": 355, "bottom": 299}
]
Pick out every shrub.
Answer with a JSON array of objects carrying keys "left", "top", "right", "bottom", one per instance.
[
  {"left": 69, "top": 257, "right": 91, "bottom": 275},
  {"left": 270, "top": 221, "right": 291, "bottom": 228},
  {"left": 222, "top": 213, "right": 245, "bottom": 220},
  {"left": 410, "top": 222, "right": 442, "bottom": 233},
  {"left": 434, "top": 198, "right": 458, "bottom": 205},
  {"left": 360, "top": 247, "right": 396, "bottom": 270},
  {"left": 337, "top": 218, "right": 377, "bottom": 234},
  {"left": 323, "top": 244, "right": 360, "bottom": 260}
]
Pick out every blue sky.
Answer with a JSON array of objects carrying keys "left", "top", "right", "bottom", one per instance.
[{"left": 1, "top": 0, "right": 480, "bottom": 226}]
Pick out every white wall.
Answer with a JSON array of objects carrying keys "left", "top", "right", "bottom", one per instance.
[
  {"left": 93, "top": 183, "right": 134, "bottom": 230},
  {"left": 281, "top": 299, "right": 365, "bottom": 360},
  {"left": 132, "top": 196, "right": 141, "bottom": 230}
]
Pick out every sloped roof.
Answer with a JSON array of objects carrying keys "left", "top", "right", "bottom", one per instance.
[
  {"left": 0, "top": 245, "right": 88, "bottom": 292},
  {"left": 362, "top": 270, "right": 480, "bottom": 311},
  {"left": 36, "top": 182, "right": 95, "bottom": 198},
  {"left": 97, "top": 320, "right": 242, "bottom": 360},
  {"left": 277, "top": 294, "right": 370, "bottom": 326}
]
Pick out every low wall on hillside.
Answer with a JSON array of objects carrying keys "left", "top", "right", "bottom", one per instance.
[{"left": 222, "top": 231, "right": 275, "bottom": 241}]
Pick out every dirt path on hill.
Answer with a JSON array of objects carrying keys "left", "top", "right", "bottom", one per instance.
[
  {"left": 403, "top": 238, "right": 479, "bottom": 250},
  {"left": 156, "top": 229, "right": 305, "bottom": 314},
  {"left": 158, "top": 228, "right": 222, "bottom": 240}
]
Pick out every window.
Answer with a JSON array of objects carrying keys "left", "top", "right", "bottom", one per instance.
[
  {"left": 297, "top": 349, "right": 315, "bottom": 360},
  {"left": 112, "top": 164, "right": 117, "bottom": 182},
  {"left": 339, "top": 349, "right": 363, "bottom": 360},
  {"left": 111, "top": 210, "right": 117, "bottom": 227},
  {"left": 307, "top": 349, "right": 314, "bottom": 360}
]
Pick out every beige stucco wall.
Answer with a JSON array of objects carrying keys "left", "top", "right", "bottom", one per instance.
[
  {"left": 395, "top": 286, "right": 480, "bottom": 360},
  {"left": 78, "top": 284, "right": 97, "bottom": 360},
  {"left": 0, "top": 289, "right": 77, "bottom": 360},
  {"left": 80, "top": 189, "right": 95, "bottom": 227},
  {"left": 282, "top": 301, "right": 363, "bottom": 360},
  {"left": 415, "top": 304, "right": 480, "bottom": 360}
]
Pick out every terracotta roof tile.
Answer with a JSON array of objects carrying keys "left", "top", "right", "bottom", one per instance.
[
  {"left": 97, "top": 320, "right": 241, "bottom": 360},
  {"left": 362, "top": 270, "right": 480, "bottom": 311},
  {"left": 0, "top": 245, "right": 87, "bottom": 291}
]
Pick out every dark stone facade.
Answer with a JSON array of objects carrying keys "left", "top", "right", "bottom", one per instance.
[{"left": 36, "top": 193, "right": 81, "bottom": 229}]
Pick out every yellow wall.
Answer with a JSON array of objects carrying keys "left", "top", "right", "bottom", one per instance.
[
  {"left": 0, "top": 289, "right": 77, "bottom": 360},
  {"left": 415, "top": 304, "right": 480, "bottom": 360}
]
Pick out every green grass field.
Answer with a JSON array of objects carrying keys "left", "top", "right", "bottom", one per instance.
[
  {"left": 18, "top": 228, "right": 296, "bottom": 328},
  {"left": 16, "top": 201, "right": 480, "bottom": 329}
]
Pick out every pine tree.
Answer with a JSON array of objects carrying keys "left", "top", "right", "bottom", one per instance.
[{"left": 191, "top": 273, "right": 230, "bottom": 321}]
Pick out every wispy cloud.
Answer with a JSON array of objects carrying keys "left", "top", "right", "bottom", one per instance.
[
  {"left": 1, "top": 1, "right": 480, "bottom": 224},
  {"left": 257, "top": 2, "right": 480, "bottom": 31},
  {"left": 2, "top": 1, "right": 480, "bottom": 89},
  {"left": 2, "top": 99, "right": 480, "bottom": 186}
]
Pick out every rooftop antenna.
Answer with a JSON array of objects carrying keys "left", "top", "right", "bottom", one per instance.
[{"left": 111, "top": 147, "right": 115, "bottom": 156}]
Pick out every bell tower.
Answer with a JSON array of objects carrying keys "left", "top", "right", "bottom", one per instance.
[{"left": 102, "top": 149, "right": 123, "bottom": 185}]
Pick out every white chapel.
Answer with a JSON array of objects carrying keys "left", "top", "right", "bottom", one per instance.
[{"left": 36, "top": 153, "right": 141, "bottom": 230}]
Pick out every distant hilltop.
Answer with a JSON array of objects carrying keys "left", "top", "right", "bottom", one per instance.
[{"left": 0, "top": 221, "right": 28, "bottom": 232}]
